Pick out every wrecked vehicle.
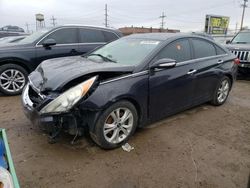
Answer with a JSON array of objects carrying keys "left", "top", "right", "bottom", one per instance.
[{"left": 22, "top": 33, "right": 237, "bottom": 149}]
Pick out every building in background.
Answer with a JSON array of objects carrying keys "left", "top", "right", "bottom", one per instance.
[{"left": 119, "top": 26, "right": 180, "bottom": 36}]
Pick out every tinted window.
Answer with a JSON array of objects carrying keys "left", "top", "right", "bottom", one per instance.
[
  {"left": 41, "top": 28, "right": 77, "bottom": 44},
  {"left": 192, "top": 39, "right": 216, "bottom": 58},
  {"left": 103, "top": 31, "right": 118, "bottom": 42},
  {"left": 157, "top": 39, "right": 191, "bottom": 62},
  {"left": 215, "top": 45, "right": 226, "bottom": 55},
  {"left": 79, "top": 28, "right": 105, "bottom": 43}
]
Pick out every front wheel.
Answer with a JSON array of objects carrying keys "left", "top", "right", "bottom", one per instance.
[
  {"left": 91, "top": 101, "right": 138, "bottom": 149},
  {"left": 0, "top": 64, "right": 28, "bottom": 95},
  {"left": 211, "top": 76, "right": 231, "bottom": 106}
]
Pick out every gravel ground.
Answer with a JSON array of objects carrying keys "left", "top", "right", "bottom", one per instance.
[{"left": 0, "top": 80, "right": 249, "bottom": 188}]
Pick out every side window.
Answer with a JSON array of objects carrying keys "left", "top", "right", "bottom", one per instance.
[
  {"left": 41, "top": 28, "right": 78, "bottom": 44},
  {"left": 103, "top": 31, "right": 118, "bottom": 42},
  {"left": 192, "top": 39, "right": 216, "bottom": 58},
  {"left": 157, "top": 39, "right": 192, "bottom": 62},
  {"left": 79, "top": 28, "right": 106, "bottom": 43},
  {"left": 215, "top": 45, "right": 226, "bottom": 55}
]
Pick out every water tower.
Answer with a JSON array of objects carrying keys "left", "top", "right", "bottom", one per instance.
[{"left": 35, "top": 13, "right": 45, "bottom": 31}]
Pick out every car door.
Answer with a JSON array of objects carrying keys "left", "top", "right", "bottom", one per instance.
[
  {"left": 149, "top": 38, "right": 196, "bottom": 122},
  {"left": 35, "top": 27, "right": 80, "bottom": 64},
  {"left": 190, "top": 38, "right": 227, "bottom": 104},
  {"left": 78, "top": 28, "right": 107, "bottom": 55}
]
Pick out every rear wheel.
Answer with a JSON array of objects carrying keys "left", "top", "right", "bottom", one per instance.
[
  {"left": 0, "top": 64, "right": 28, "bottom": 95},
  {"left": 211, "top": 76, "right": 231, "bottom": 106},
  {"left": 91, "top": 101, "right": 138, "bottom": 149}
]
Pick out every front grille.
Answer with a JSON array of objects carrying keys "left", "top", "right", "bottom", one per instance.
[
  {"left": 231, "top": 50, "right": 249, "bottom": 62},
  {"left": 28, "top": 85, "right": 43, "bottom": 108}
]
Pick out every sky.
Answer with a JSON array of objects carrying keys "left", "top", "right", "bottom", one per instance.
[{"left": 0, "top": 0, "right": 249, "bottom": 33}]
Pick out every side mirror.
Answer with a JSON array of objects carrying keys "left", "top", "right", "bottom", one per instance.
[
  {"left": 42, "top": 38, "right": 56, "bottom": 47},
  {"left": 226, "top": 40, "right": 231, "bottom": 44},
  {"left": 150, "top": 58, "right": 177, "bottom": 70}
]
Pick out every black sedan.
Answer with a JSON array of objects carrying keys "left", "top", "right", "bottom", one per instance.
[{"left": 22, "top": 33, "right": 238, "bottom": 149}]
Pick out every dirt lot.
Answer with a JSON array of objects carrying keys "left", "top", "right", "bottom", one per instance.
[{"left": 0, "top": 80, "right": 250, "bottom": 188}]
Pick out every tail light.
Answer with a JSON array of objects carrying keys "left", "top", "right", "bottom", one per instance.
[{"left": 234, "top": 58, "right": 240, "bottom": 65}]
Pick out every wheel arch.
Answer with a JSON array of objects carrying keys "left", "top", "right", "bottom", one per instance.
[
  {"left": 0, "top": 58, "right": 31, "bottom": 73},
  {"left": 85, "top": 96, "right": 144, "bottom": 133}
]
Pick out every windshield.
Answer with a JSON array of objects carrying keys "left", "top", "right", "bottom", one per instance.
[
  {"left": 87, "top": 38, "right": 161, "bottom": 65},
  {"left": 231, "top": 32, "right": 250, "bottom": 44},
  {"left": 18, "top": 29, "right": 49, "bottom": 44}
]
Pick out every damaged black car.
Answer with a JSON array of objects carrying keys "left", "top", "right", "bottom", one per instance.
[{"left": 22, "top": 33, "right": 237, "bottom": 149}]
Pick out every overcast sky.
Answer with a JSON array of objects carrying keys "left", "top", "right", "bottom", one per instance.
[{"left": 0, "top": 0, "right": 249, "bottom": 33}]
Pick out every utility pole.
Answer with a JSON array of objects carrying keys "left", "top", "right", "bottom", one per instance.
[
  {"left": 159, "top": 12, "right": 166, "bottom": 29},
  {"left": 104, "top": 4, "right": 108, "bottom": 27},
  {"left": 25, "top": 22, "right": 29, "bottom": 33},
  {"left": 240, "top": 0, "right": 248, "bottom": 30},
  {"left": 51, "top": 16, "right": 57, "bottom": 27},
  {"left": 235, "top": 22, "right": 238, "bottom": 34}
]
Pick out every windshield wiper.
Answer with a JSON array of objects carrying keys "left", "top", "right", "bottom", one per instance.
[
  {"left": 235, "top": 42, "right": 247, "bottom": 44},
  {"left": 87, "top": 54, "right": 117, "bottom": 63}
]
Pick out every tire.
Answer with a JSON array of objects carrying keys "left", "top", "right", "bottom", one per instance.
[
  {"left": 90, "top": 100, "right": 138, "bottom": 149},
  {"left": 210, "top": 76, "right": 231, "bottom": 106},
  {"left": 0, "top": 64, "right": 28, "bottom": 95}
]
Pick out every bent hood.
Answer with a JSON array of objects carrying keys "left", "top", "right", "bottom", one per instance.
[{"left": 29, "top": 56, "right": 135, "bottom": 92}]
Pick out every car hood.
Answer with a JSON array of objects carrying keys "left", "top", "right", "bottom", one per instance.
[
  {"left": 29, "top": 56, "right": 135, "bottom": 92},
  {"left": 225, "top": 43, "right": 250, "bottom": 51}
]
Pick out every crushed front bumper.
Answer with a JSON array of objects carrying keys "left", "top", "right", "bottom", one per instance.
[{"left": 21, "top": 85, "right": 61, "bottom": 133}]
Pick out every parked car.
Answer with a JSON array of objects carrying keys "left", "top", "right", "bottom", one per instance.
[
  {"left": 0, "top": 25, "right": 25, "bottom": 33},
  {"left": 22, "top": 33, "right": 238, "bottom": 149},
  {"left": 0, "top": 36, "right": 26, "bottom": 44},
  {"left": 0, "top": 25, "right": 122, "bottom": 95},
  {"left": 225, "top": 30, "right": 250, "bottom": 75}
]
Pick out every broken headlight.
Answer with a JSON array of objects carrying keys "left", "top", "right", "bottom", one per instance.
[{"left": 40, "top": 76, "right": 97, "bottom": 114}]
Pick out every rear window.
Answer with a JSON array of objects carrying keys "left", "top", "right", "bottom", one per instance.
[
  {"left": 192, "top": 39, "right": 216, "bottom": 58},
  {"left": 79, "top": 28, "right": 106, "bottom": 43},
  {"left": 103, "top": 31, "right": 119, "bottom": 42}
]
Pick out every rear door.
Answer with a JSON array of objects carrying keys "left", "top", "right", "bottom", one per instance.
[
  {"left": 149, "top": 38, "right": 196, "bottom": 122},
  {"left": 190, "top": 38, "right": 228, "bottom": 104},
  {"left": 35, "top": 28, "right": 80, "bottom": 63}
]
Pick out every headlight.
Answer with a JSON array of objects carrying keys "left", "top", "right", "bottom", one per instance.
[{"left": 40, "top": 76, "right": 97, "bottom": 114}]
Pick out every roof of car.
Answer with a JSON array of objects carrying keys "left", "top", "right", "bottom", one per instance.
[
  {"left": 57, "top": 24, "right": 121, "bottom": 32},
  {"left": 124, "top": 32, "right": 210, "bottom": 41}
]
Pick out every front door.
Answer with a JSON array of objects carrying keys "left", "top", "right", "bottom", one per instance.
[
  {"left": 35, "top": 28, "right": 80, "bottom": 64},
  {"left": 149, "top": 39, "right": 196, "bottom": 122}
]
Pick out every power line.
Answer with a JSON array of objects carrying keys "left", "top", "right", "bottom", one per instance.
[
  {"left": 51, "top": 16, "right": 57, "bottom": 27},
  {"left": 240, "top": 0, "right": 248, "bottom": 30}
]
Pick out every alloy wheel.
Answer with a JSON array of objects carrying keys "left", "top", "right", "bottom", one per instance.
[
  {"left": 217, "top": 79, "right": 230, "bottom": 103},
  {"left": 103, "top": 107, "right": 134, "bottom": 144},
  {"left": 0, "top": 69, "right": 26, "bottom": 93}
]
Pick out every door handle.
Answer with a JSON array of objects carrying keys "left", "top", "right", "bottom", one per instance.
[
  {"left": 187, "top": 69, "right": 197, "bottom": 75},
  {"left": 217, "top": 59, "right": 224, "bottom": 64}
]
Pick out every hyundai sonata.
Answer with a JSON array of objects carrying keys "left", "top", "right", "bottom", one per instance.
[{"left": 22, "top": 33, "right": 238, "bottom": 149}]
